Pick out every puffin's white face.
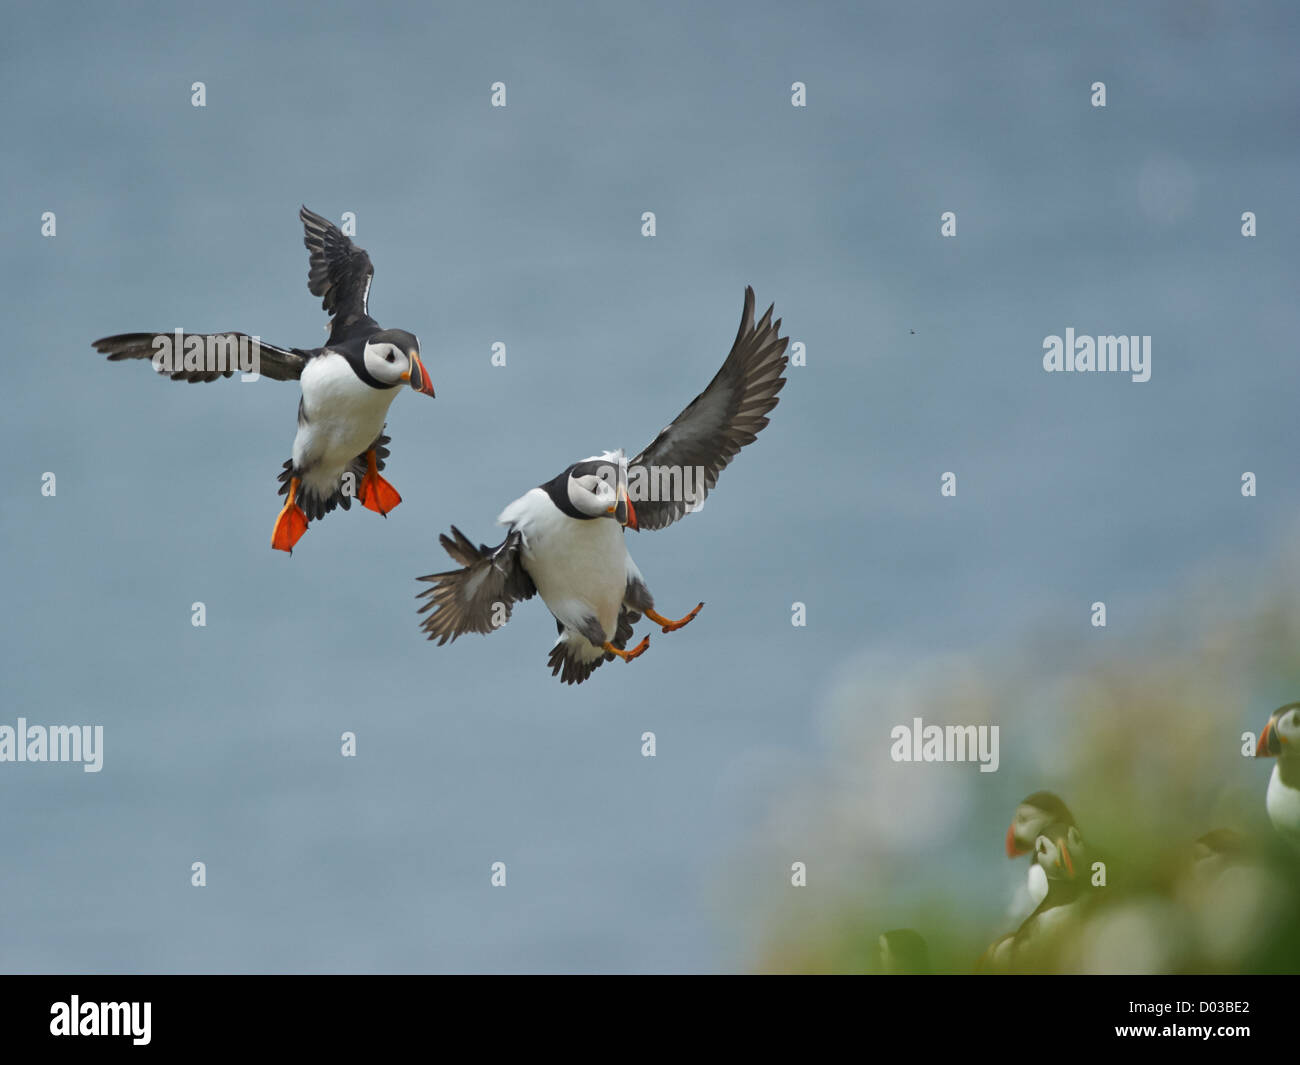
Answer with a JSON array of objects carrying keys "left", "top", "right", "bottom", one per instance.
[
  {"left": 1033, "top": 825, "right": 1083, "bottom": 882},
  {"left": 562, "top": 451, "right": 636, "bottom": 524},
  {"left": 1258, "top": 703, "right": 1300, "bottom": 757},
  {"left": 566, "top": 462, "right": 620, "bottom": 518},
  {"left": 363, "top": 340, "right": 416, "bottom": 387}
]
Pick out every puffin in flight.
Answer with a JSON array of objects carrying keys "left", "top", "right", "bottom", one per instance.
[
  {"left": 416, "top": 286, "right": 788, "bottom": 684},
  {"left": 91, "top": 206, "right": 435, "bottom": 552},
  {"left": 1255, "top": 701, "right": 1300, "bottom": 848}
]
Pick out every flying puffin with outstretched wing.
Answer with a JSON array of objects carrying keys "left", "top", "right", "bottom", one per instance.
[
  {"left": 91, "top": 206, "right": 435, "bottom": 553},
  {"left": 416, "top": 286, "right": 788, "bottom": 684}
]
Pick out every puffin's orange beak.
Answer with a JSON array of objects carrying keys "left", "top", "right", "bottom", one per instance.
[
  {"left": 1059, "top": 839, "right": 1074, "bottom": 878},
  {"left": 402, "top": 351, "right": 435, "bottom": 396},
  {"left": 615, "top": 482, "right": 638, "bottom": 530},
  {"left": 1257, "top": 720, "right": 1279, "bottom": 757},
  {"left": 1006, "top": 823, "right": 1027, "bottom": 858}
]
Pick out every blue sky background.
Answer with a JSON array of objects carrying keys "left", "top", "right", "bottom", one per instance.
[{"left": 1, "top": 1, "right": 1297, "bottom": 972}]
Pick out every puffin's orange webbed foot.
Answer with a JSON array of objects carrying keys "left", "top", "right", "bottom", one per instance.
[
  {"left": 358, "top": 449, "right": 402, "bottom": 516},
  {"left": 271, "top": 477, "right": 309, "bottom": 553},
  {"left": 604, "top": 636, "right": 650, "bottom": 662},
  {"left": 645, "top": 602, "right": 704, "bottom": 633}
]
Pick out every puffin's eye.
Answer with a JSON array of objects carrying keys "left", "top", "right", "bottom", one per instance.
[{"left": 385, "top": 352, "right": 396, "bottom": 363}]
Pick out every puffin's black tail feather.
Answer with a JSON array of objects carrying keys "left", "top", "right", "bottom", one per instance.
[
  {"left": 545, "top": 606, "right": 641, "bottom": 685},
  {"left": 277, "top": 432, "right": 391, "bottom": 521}
]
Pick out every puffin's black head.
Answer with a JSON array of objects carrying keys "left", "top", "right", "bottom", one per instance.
[
  {"left": 363, "top": 328, "right": 434, "bottom": 396},
  {"left": 1007, "top": 791, "right": 1074, "bottom": 858},
  {"left": 542, "top": 451, "right": 637, "bottom": 527}
]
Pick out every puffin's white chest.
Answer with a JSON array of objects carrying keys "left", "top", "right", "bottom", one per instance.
[
  {"left": 503, "top": 489, "right": 628, "bottom": 639},
  {"left": 1026, "top": 862, "right": 1049, "bottom": 908},
  {"left": 294, "top": 352, "right": 398, "bottom": 472},
  {"left": 1265, "top": 761, "right": 1300, "bottom": 844}
]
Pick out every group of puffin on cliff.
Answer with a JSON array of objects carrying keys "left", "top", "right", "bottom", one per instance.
[
  {"left": 877, "top": 703, "right": 1300, "bottom": 974},
  {"left": 93, "top": 206, "right": 789, "bottom": 684}
]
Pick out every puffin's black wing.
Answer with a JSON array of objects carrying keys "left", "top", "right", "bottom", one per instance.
[
  {"left": 416, "top": 527, "right": 537, "bottom": 644},
  {"left": 299, "top": 205, "right": 375, "bottom": 339},
  {"left": 627, "top": 286, "right": 789, "bottom": 532},
  {"left": 92, "top": 332, "right": 311, "bottom": 382}
]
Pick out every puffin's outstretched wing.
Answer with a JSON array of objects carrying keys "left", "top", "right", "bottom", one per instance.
[
  {"left": 416, "top": 527, "right": 537, "bottom": 644},
  {"left": 627, "top": 286, "right": 789, "bottom": 532},
  {"left": 91, "top": 332, "right": 311, "bottom": 382},
  {"left": 299, "top": 205, "right": 375, "bottom": 339}
]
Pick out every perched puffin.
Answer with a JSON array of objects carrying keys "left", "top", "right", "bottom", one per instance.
[
  {"left": 1005, "top": 791, "right": 1075, "bottom": 908},
  {"left": 979, "top": 805, "right": 1080, "bottom": 973},
  {"left": 92, "top": 206, "right": 435, "bottom": 552},
  {"left": 1255, "top": 701, "right": 1300, "bottom": 848},
  {"left": 1007, "top": 820, "right": 1089, "bottom": 970},
  {"left": 417, "top": 286, "right": 788, "bottom": 684}
]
